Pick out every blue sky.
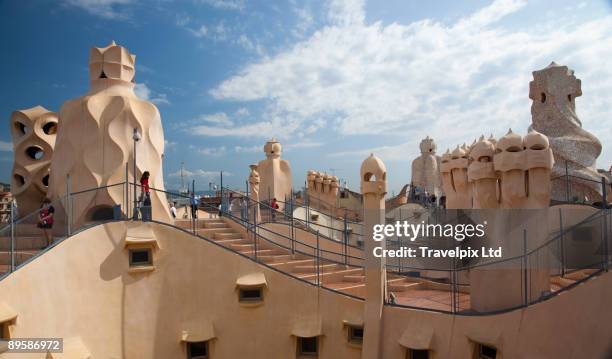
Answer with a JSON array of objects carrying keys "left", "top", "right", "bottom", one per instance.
[{"left": 1, "top": 0, "right": 611, "bottom": 194}]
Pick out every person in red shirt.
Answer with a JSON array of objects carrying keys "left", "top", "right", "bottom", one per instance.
[
  {"left": 140, "top": 171, "right": 152, "bottom": 221},
  {"left": 37, "top": 198, "right": 55, "bottom": 247},
  {"left": 270, "top": 197, "right": 280, "bottom": 221}
]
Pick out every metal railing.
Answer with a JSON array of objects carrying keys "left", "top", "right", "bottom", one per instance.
[
  {"left": 2, "top": 178, "right": 610, "bottom": 315},
  {"left": 384, "top": 206, "right": 611, "bottom": 314}
]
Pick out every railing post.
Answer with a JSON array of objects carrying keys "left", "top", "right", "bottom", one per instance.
[
  {"left": 132, "top": 133, "right": 138, "bottom": 221},
  {"left": 450, "top": 257, "right": 455, "bottom": 313},
  {"left": 125, "top": 162, "right": 129, "bottom": 219},
  {"left": 523, "top": 228, "right": 528, "bottom": 306},
  {"left": 66, "top": 174, "right": 71, "bottom": 237},
  {"left": 253, "top": 204, "right": 259, "bottom": 262},
  {"left": 565, "top": 160, "right": 570, "bottom": 202},
  {"left": 601, "top": 177, "right": 608, "bottom": 271},
  {"left": 316, "top": 230, "right": 320, "bottom": 287},
  {"left": 343, "top": 208, "right": 348, "bottom": 265},
  {"left": 10, "top": 200, "right": 15, "bottom": 272},
  {"left": 290, "top": 192, "right": 295, "bottom": 255},
  {"left": 559, "top": 208, "right": 565, "bottom": 277}
]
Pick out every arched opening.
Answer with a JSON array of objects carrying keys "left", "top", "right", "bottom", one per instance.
[
  {"left": 13, "top": 121, "right": 27, "bottom": 136},
  {"left": 567, "top": 94, "right": 572, "bottom": 102},
  {"left": 13, "top": 174, "right": 25, "bottom": 187},
  {"left": 88, "top": 206, "right": 115, "bottom": 221},
  {"left": 505, "top": 145, "right": 522, "bottom": 153},
  {"left": 42, "top": 122, "right": 57, "bottom": 135},
  {"left": 99, "top": 70, "right": 107, "bottom": 79},
  {"left": 363, "top": 172, "right": 374, "bottom": 182},
  {"left": 25, "top": 146, "right": 44, "bottom": 160},
  {"left": 42, "top": 175, "right": 49, "bottom": 187},
  {"left": 540, "top": 92, "right": 546, "bottom": 103}
]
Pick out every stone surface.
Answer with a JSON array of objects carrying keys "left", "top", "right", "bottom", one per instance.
[
  {"left": 47, "top": 41, "right": 171, "bottom": 226},
  {"left": 441, "top": 129, "right": 554, "bottom": 311},
  {"left": 257, "top": 138, "right": 292, "bottom": 209},
  {"left": 411, "top": 136, "right": 442, "bottom": 198},
  {"left": 248, "top": 164, "right": 261, "bottom": 222},
  {"left": 529, "top": 62, "right": 604, "bottom": 201},
  {"left": 306, "top": 170, "right": 339, "bottom": 211},
  {"left": 10, "top": 106, "right": 58, "bottom": 216}
]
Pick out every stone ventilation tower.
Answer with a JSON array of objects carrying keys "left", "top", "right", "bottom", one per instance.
[
  {"left": 529, "top": 62, "right": 603, "bottom": 200},
  {"left": 410, "top": 136, "right": 442, "bottom": 197},
  {"left": 440, "top": 129, "right": 555, "bottom": 311},
  {"left": 47, "top": 41, "right": 171, "bottom": 225},
  {"left": 360, "top": 154, "right": 387, "bottom": 358},
  {"left": 306, "top": 170, "right": 339, "bottom": 210},
  {"left": 257, "top": 138, "right": 292, "bottom": 209},
  {"left": 10, "top": 106, "right": 58, "bottom": 216}
]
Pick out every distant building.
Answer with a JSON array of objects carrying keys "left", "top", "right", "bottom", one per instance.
[{"left": 0, "top": 192, "right": 12, "bottom": 223}]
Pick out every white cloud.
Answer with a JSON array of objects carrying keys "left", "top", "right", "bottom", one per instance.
[
  {"left": 199, "top": 112, "right": 234, "bottom": 126},
  {"left": 285, "top": 140, "right": 323, "bottom": 150},
  {"left": 237, "top": 34, "right": 264, "bottom": 55},
  {"left": 234, "top": 145, "right": 260, "bottom": 153},
  {"left": 210, "top": 0, "right": 612, "bottom": 166},
  {"left": 192, "top": 116, "right": 301, "bottom": 138},
  {"left": 190, "top": 25, "right": 209, "bottom": 38},
  {"left": 199, "top": 0, "right": 245, "bottom": 11},
  {"left": 235, "top": 107, "right": 250, "bottom": 117},
  {"left": 164, "top": 140, "right": 177, "bottom": 150},
  {"left": 0, "top": 141, "right": 13, "bottom": 152},
  {"left": 63, "top": 0, "right": 133, "bottom": 20},
  {"left": 194, "top": 145, "right": 227, "bottom": 157},
  {"left": 134, "top": 83, "right": 170, "bottom": 105},
  {"left": 327, "top": 0, "right": 365, "bottom": 26},
  {"left": 169, "top": 168, "right": 232, "bottom": 178},
  {"left": 292, "top": 4, "right": 315, "bottom": 38}
]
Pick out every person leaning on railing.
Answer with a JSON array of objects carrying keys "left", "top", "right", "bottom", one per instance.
[
  {"left": 140, "top": 171, "right": 152, "bottom": 221},
  {"left": 37, "top": 198, "right": 55, "bottom": 247}
]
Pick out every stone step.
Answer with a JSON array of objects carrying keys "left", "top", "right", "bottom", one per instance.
[
  {"left": 239, "top": 248, "right": 288, "bottom": 257},
  {"left": 388, "top": 282, "right": 422, "bottom": 292},
  {"left": 298, "top": 268, "right": 363, "bottom": 284},
  {"left": 0, "top": 250, "right": 38, "bottom": 265},
  {"left": 343, "top": 274, "right": 365, "bottom": 283},
  {"left": 292, "top": 263, "right": 339, "bottom": 274},
  {"left": 196, "top": 228, "right": 234, "bottom": 236},
  {"left": 259, "top": 254, "right": 308, "bottom": 264},
  {"left": 0, "top": 236, "right": 48, "bottom": 250},
  {"left": 216, "top": 238, "right": 252, "bottom": 246},
  {"left": 204, "top": 222, "right": 229, "bottom": 229},
  {"left": 268, "top": 259, "right": 315, "bottom": 271},
  {"left": 214, "top": 232, "right": 242, "bottom": 240},
  {"left": 326, "top": 282, "right": 366, "bottom": 297}
]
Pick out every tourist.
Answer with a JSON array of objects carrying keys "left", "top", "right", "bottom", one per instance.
[
  {"left": 414, "top": 186, "right": 421, "bottom": 201},
  {"left": 190, "top": 193, "right": 198, "bottom": 219},
  {"left": 270, "top": 197, "right": 280, "bottom": 221},
  {"left": 240, "top": 197, "right": 248, "bottom": 221},
  {"left": 170, "top": 202, "right": 177, "bottom": 219},
  {"left": 140, "top": 171, "right": 152, "bottom": 221},
  {"left": 37, "top": 198, "right": 55, "bottom": 247},
  {"left": 218, "top": 203, "right": 223, "bottom": 218},
  {"left": 229, "top": 199, "right": 234, "bottom": 217}
]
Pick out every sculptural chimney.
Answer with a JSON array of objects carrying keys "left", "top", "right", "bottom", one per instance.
[
  {"left": 360, "top": 154, "right": 387, "bottom": 358},
  {"left": 47, "top": 41, "right": 171, "bottom": 226},
  {"left": 256, "top": 138, "right": 292, "bottom": 209}
]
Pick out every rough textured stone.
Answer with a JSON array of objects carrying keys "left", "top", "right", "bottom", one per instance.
[
  {"left": 529, "top": 62, "right": 604, "bottom": 201},
  {"left": 47, "top": 41, "right": 171, "bottom": 225},
  {"left": 410, "top": 136, "right": 442, "bottom": 197},
  {"left": 10, "top": 106, "right": 57, "bottom": 216}
]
